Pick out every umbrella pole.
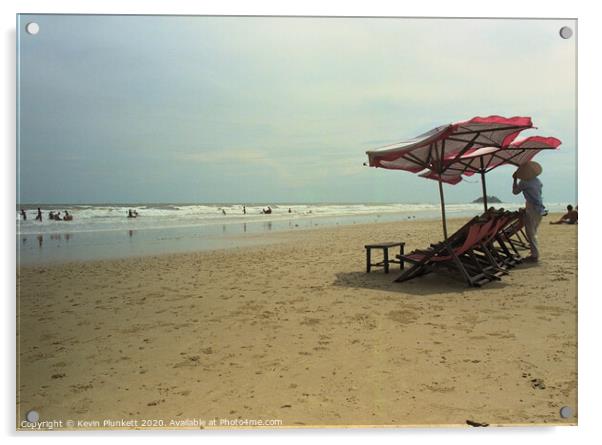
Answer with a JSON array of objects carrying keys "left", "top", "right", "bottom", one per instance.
[
  {"left": 437, "top": 177, "right": 448, "bottom": 239},
  {"left": 479, "top": 157, "right": 488, "bottom": 213},
  {"left": 481, "top": 170, "right": 488, "bottom": 213}
]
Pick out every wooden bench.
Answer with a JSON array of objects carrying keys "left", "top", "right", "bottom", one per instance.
[{"left": 365, "top": 242, "right": 405, "bottom": 273}]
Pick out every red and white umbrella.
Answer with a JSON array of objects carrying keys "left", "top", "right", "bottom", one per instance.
[
  {"left": 420, "top": 136, "right": 562, "bottom": 210},
  {"left": 366, "top": 116, "right": 534, "bottom": 238}
]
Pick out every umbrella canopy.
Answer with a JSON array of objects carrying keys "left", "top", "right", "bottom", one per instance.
[
  {"left": 419, "top": 136, "right": 562, "bottom": 211},
  {"left": 420, "top": 136, "right": 562, "bottom": 184},
  {"left": 366, "top": 115, "right": 533, "bottom": 173},
  {"left": 365, "top": 116, "right": 534, "bottom": 238}
]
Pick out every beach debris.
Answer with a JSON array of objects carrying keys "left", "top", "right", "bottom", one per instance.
[
  {"left": 280, "top": 404, "right": 292, "bottom": 408},
  {"left": 530, "top": 378, "right": 546, "bottom": 390},
  {"left": 466, "top": 419, "right": 489, "bottom": 427},
  {"left": 147, "top": 399, "right": 165, "bottom": 406},
  {"left": 51, "top": 373, "right": 66, "bottom": 379}
]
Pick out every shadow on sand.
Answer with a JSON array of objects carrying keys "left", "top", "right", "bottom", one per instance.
[
  {"left": 512, "top": 261, "right": 541, "bottom": 270},
  {"left": 333, "top": 268, "right": 509, "bottom": 296}
]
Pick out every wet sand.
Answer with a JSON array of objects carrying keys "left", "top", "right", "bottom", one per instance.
[{"left": 16, "top": 215, "right": 577, "bottom": 429}]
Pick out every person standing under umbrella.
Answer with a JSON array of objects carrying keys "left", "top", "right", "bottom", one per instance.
[{"left": 512, "top": 161, "right": 545, "bottom": 262}]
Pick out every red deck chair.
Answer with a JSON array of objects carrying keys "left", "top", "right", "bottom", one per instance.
[
  {"left": 500, "top": 210, "right": 530, "bottom": 253},
  {"left": 472, "top": 212, "right": 521, "bottom": 269},
  {"left": 467, "top": 214, "right": 509, "bottom": 271},
  {"left": 395, "top": 219, "right": 497, "bottom": 287}
]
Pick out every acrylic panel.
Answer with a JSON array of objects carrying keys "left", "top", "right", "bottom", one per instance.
[{"left": 16, "top": 15, "right": 577, "bottom": 430}]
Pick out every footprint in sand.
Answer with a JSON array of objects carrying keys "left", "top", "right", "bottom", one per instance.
[
  {"left": 147, "top": 399, "right": 166, "bottom": 406},
  {"left": 386, "top": 310, "right": 418, "bottom": 325},
  {"left": 173, "top": 355, "right": 201, "bottom": 368},
  {"left": 70, "top": 383, "right": 93, "bottom": 394},
  {"left": 530, "top": 378, "right": 546, "bottom": 390},
  {"left": 73, "top": 397, "right": 93, "bottom": 414}
]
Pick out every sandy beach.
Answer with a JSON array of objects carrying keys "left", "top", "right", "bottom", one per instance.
[{"left": 16, "top": 214, "right": 577, "bottom": 429}]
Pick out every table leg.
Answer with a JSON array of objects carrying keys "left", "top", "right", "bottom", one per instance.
[
  {"left": 366, "top": 248, "right": 371, "bottom": 273},
  {"left": 384, "top": 248, "right": 389, "bottom": 274},
  {"left": 400, "top": 244, "right": 405, "bottom": 270}
]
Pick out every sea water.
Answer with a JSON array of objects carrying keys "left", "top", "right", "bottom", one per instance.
[{"left": 16, "top": 202, "right": 567, "bottom": 265}]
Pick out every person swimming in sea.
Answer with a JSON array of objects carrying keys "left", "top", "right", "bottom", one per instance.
[
  {"left": 63, "top": 210, "right": 73, "bottom": 221},
  {"left": 20, "top": 209, "right": 26, "bottom": 220},
  {"left": 35, "top": 208, "right": 42, "bottom": 221}
]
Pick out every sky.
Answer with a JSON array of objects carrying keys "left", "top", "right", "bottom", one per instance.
[{"left": 17, "top": 15, "right": 577, "bottom": 204}]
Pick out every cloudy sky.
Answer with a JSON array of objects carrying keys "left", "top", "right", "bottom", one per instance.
[{"left": 17, "top": 15, "right": 576, "bottom": 204}]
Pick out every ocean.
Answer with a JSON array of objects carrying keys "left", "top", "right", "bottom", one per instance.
[{"left": 16, "top": 202, "right": 567, "bottom": 264}]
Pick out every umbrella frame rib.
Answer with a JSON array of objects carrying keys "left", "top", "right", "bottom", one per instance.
[
  {"left": 435, "top": 146, "right": 558, "bottom": 213},
  {"left": 432, "top": 132, "right": 481, "bottom": 239},
  {"left": 441, "top": 146, "right": 557, "bottom": 176}
]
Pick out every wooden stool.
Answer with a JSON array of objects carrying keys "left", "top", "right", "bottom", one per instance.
[{"left": 365, "top": 242, "right": 405, "bottom": 273}]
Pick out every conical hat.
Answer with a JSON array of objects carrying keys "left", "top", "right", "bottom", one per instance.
[{"left": 515, "top": 161, "right": 542, "bottom": 180}]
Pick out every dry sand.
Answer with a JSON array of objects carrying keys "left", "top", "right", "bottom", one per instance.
[{"left": 16, "top": 215, "right": 577, "bottom": 429}]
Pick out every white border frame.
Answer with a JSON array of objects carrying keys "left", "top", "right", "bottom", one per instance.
[{"left": 3, "top": 1, "right": 600, "bottom": 443}]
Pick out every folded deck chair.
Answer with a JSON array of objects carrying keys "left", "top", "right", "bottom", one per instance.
[
  {"left": 429, "top": 210, "right": 508, "bottom": 275},
  {"left": 394, "top": 218, "right": 497, "bottom": 287},
  {"left": 476, "top": 211, "right": 523, "bottom": 269},
  {"left": 500, "top": 210, "right": 530, "bottom": 252},
  {"left": 469, "top": 213, "right": 512, "bottom": 273},
  {"left": 494, "top": 212, "right": 524, "bottom": 265},
  {"left": 493, "top": 213, "right": 527, "bottom": 262},
  {"left": 478, "top": 208, "right": 522, "bottom": 260},
  {"left": 457, "top": 216, "right": 513, "bottom": 281}
]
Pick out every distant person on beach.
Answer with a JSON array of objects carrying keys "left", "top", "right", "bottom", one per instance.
[
  {"left": 550, "top": 204, "right": 578, "bottom": 225},
  {"left": 288, "top": 208, "right": 292, "bottom": 213},
  {"left": 127, "top": 209, "right": 137, "bottom": 218},
  {"left": 512, "top": 161, "right": 545, "bottom": 262},
  {"left": 35, "top": 208, "right": 42, "bottom": 221},
  {"left": 55, "top": 212, "right": 62, "bottom": 221},
  {"left": 63, "top": 211, "right": 73, "bottom": 221},
  {"left": 243, "top": 205, "right": 246, "bottom": 215},
  {"left": 222, "top": 209, "right": 226, "bottom": 215},
  {"left": 262, "top": 206, "right": 272, "bottom": 214},
  {"left": 20, "top": 209, "right": 26, "bottom": 220},
  {"left": 49, "top": 211, "right": 55, "bottom": 220}
]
